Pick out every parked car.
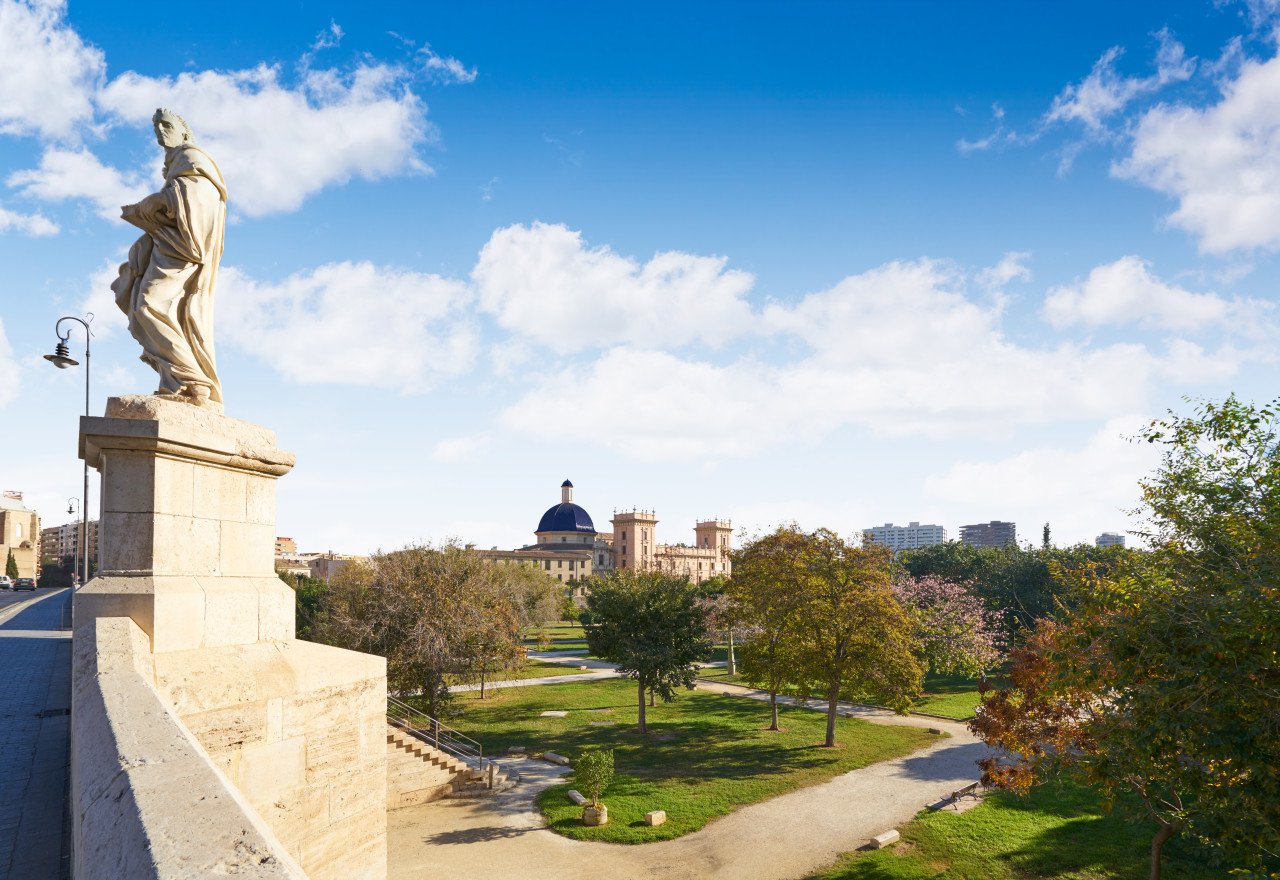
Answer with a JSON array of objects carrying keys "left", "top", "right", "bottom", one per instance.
[
  {"left": 0, "top": 576, "right": 10, "bottom": 589},
  {"left": 13, "top": 578, "right": 36, "bottom": 591}
]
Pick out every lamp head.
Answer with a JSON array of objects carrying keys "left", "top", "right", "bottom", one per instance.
[{"left": 44, "top": 341, "right": 78, "bottom": 369}]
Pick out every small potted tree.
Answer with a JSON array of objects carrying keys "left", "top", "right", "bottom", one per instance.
[{"left": 575, "top": 749, "right": 614, "bottom": 826}]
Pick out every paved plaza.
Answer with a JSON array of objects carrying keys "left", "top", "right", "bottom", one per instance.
[{"left": 0, "top": 589, "right": 72, "bottom": 880}]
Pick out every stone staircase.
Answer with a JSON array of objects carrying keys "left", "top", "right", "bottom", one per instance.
[
  {"left": 385, "top": 725, "right": 520, "bottom": 808},
  {"left": 385, "top": 725, "right": 472, "bottom": 809}
]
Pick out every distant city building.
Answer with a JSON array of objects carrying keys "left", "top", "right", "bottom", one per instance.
[
  {"left": 481, "top": 480, "right": 731, "bottom": 600},
  {"left": 1, "top": 492, "right": 40, "bottom": 579},
  {"left": 863, "top": 521, "right": 948, "bottom": 552},
  {"left": 308, "top": 552, "right": 366, "bottom": 582},
  {"left": 275, "top": 536, "right": 297, "bottom": 556},
  {"left": 1095, "top": 531, "right": 1125, "bottom": 548},
  {"left": 959, "top": 520, "right": 1017, "bottom": 548},
  {"left": 40, "top": 518, "right": 99, "bottom": 563}
]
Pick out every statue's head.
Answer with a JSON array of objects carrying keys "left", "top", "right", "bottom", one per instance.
[{"left": 152, "top": 108, "right": 192, "bottom": 148}]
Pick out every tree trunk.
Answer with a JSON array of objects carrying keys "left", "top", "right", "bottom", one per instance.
[
  {"left": 1150, "top": 821, "right": 1181, "bottom": 880},
  {"left": 479, "top": 661, "right": 487, "bottom": 699},
  {"left": 637, "top": 679, "right": 647, "bottom": 733},
  {"left": 825, "top": 685, "right": 839, "bottom": 747},
  {"left": 649, "top": 687, "right": 656, "bottom": 707},
  {"left": 768, "top": 689, "right": 779, "bottom": 731},
  {"left": 727, "top": 629, "right": 736, "bottom": 676}
]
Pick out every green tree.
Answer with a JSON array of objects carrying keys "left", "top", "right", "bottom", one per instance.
[
  {"left": 317, "top": 543, "right": 525, "bottom": 720},
  {"left": 728, "top": 527, "right": 809, "bottom": 730},
  {"left": 972, "top": 395, "right": 1280, "bottom": 880},
  {"left": 786, "top": 530, "right": 922, "bottom": 747},
  {"left": 582, "top": 570, "right": 711, "bottom": 734},
  {"left": 6, "top": 548, "right": 17, "bottom": 580},
  {"left": 900, "top": 539, "right": 1132, "bottom": 639}
]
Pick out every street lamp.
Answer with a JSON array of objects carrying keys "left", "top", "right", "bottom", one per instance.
[
  {"left": 45, "top": 314, "right": 93, "bottom": 589},
  {"left": 66, "top": 498, "right": 79, "bottom": 586}
]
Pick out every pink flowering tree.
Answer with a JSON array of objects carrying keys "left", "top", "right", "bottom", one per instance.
[{"left": 893, "top": 575, "right": 1004, "bottom": 677}]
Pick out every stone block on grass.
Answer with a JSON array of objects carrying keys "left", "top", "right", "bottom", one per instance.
[
  {"left": 644, "top": 810, "right": 666, "bottom": 826},
  {"left": 567, "top": 789, "right": 587, "bottom": 806},
  {"left": 544, "top": 752, "right": 569, "bottom": 765},
  {"left": 870, "top": 829, "right": 900, "bottom": 849}
]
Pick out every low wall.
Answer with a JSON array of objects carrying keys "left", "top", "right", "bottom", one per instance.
[{"left": 71, "top": 616, "right": 308, "bottom": 879}]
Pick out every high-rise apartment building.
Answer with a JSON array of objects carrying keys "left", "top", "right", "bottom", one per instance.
[
  {"left": 863, "top": 521, "right": 948, "bottom": 552},
  {"left": 1095, "top": 531, "right": 1125, "bottom": 548},
  {"left": 39, "top": 519, "right": 98, "bottom": 564},
  {"left": 959, "top": 520, "right": 1017, "bottom": 548}
]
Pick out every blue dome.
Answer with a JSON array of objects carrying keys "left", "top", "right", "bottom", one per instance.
[{"left": 537, "top": 503, "right": 595, "bottom": 534}]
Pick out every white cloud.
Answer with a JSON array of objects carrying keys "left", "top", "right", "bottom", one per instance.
[
  {"left": 0, "top": 4, "right": 467, "bottom": 220},
  {"left": 417, "top": 45, "right": 478, "bottom": 84},
  {"left": 1045, "top": 30, "right": 1194, "bottom": 133},
  {"left": 0, "top": 199, "right": 57, "bottom": 235},
  {"left": 7, "top": 147, "right": 149, "bottom": 220},
  {"left": 95, "top": 63, "right": 434, "bottom": 217},
  {"left": 473, "top": 222, "right": 757, "bottom": 354},
  {"left": 976, "top": 250, "right": 1031, "bottom": 289},
  {"left": 497, "top": 257, "right": 1208, "bottom": 460},
  {"left": 1042, "top": 255, "right": 1256, "bottom": 331},
  {"left": 1115, "top": 48, "right": 1280, "bottom": 253},
  {"left": 217, "top": 261, "right": 476, "bottom": 391},
  {"left": 0, "top": 318, "right": 18, "bottom": 407},
  {"left": 923, "top": 416, "right": 1161, "bottom": 546},
  {"left": 0, "top": 0, "right": 104, "bottom": 140}
]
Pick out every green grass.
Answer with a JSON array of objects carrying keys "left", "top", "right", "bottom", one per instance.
[
  {"left": 426, "top": 678, "right": 938, "bottom": 844},
  {"left": 523, "top": 623, "right": 587, "bottom": 649},
  {"left": 910, "top": 672, "right": 982, "bottom": 720},
  {"left": 806, "top": 778, "right": 1252, "bottom": 880},
  {"left": 695, "top": 664, "right": 983, "bottom": 721},
  {"left": 446, "top": 659, "right": 595, "bottom": 687}
]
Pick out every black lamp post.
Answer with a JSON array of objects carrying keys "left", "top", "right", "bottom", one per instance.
[
  {"left": 45, "top": 315, "right": 93, "bottom": 589},
  {"left": 66, "top": 497, "right": 79, "bottom": 584}
]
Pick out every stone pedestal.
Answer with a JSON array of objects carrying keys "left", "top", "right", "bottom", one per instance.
[{"left": 75, "top": 395, "right": 387, "bottom": 880}]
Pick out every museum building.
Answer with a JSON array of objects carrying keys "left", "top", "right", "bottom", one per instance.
[{"left": 477, "top": 480, "right": 732, "bottom": 597}]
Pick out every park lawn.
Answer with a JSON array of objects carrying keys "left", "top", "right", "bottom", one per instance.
[
  {"left": 445, "top": 659, "right": 595, "bottom": 687},
  {"left": 438, "top": 678, "right": 939, "bottom": 844},
  {"left": 806, "top": 779, "right": 1247, "bottom": 880},
  {"left": 523, "top": 623, "right": 587, "bottom": 649},
  {"left": 696, "top": 663, "right": 983, "bottom": 722},
  {"left": 910, "top": 671, "right": 982, "bottom": 720}
]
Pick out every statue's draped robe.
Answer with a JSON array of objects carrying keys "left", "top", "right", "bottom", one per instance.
[{"left": 113, "top": 144, "right": 226, "bottom": 402}]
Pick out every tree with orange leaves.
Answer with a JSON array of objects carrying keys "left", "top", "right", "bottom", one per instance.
[{"left": 971, "top": 396, "right": 1280, "bottom": 880}]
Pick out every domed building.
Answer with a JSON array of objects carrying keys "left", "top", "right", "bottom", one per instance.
[
  {"left": 479, "top": 480, "right": 732, "bottom": 599},
  {"left": 534, "top": 481, "right": 598, "bottom": 547}
]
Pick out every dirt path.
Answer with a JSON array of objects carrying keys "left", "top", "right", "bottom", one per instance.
[{"left": 388, "top": 683, "right": 984, "bottom": 880}]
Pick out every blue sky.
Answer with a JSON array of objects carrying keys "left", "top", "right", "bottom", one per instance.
[{"left": 1, "top": 0, "right": 1276, "bottom": 554}]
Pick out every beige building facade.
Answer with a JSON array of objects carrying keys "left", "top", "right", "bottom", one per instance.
[
  {"left": 493, "top": 481, "right": 731, "bottom": 596},
  {"left": 1, "top": 492, "right": 40, "bottom": 579}
]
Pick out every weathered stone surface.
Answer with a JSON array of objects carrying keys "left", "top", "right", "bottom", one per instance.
[
  {"left": 74, "top": 400, "right": 389, "bottom": 880},
  {"left": 582, "top": 804, "right": 608, "bottom": 826},
  {"left": 540, "top": 710, "right": 568, "bottom": 717},
  {"left": 72, "top": 617, "right": 306, "bottom": 880},
  {"left": 870, "top": 829, "right": 900, "bottom": 849},
  {"left": 543, "top": 752, "right": 570, "bottom": 765},
  {"left": 567, "top": 789, "right": 587, "bottom": 806},
  {"left": 644, "top": 810, "right": 667, "bottom": 826},
  {"left": 507, "top": 746, "right": 526, "bottom": 754}
]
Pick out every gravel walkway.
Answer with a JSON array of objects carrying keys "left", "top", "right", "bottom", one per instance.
[{"left": 388, "top": 679, "right": 984, "bottom": 880}]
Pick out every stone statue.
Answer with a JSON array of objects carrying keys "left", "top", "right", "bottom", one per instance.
[{"left": 111, "top": 109, "right": 226, "bottom": 407}]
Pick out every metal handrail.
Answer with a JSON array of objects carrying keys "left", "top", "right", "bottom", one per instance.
[{"left": 387, "top": 696, "right": 483, "bottom": 768}]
